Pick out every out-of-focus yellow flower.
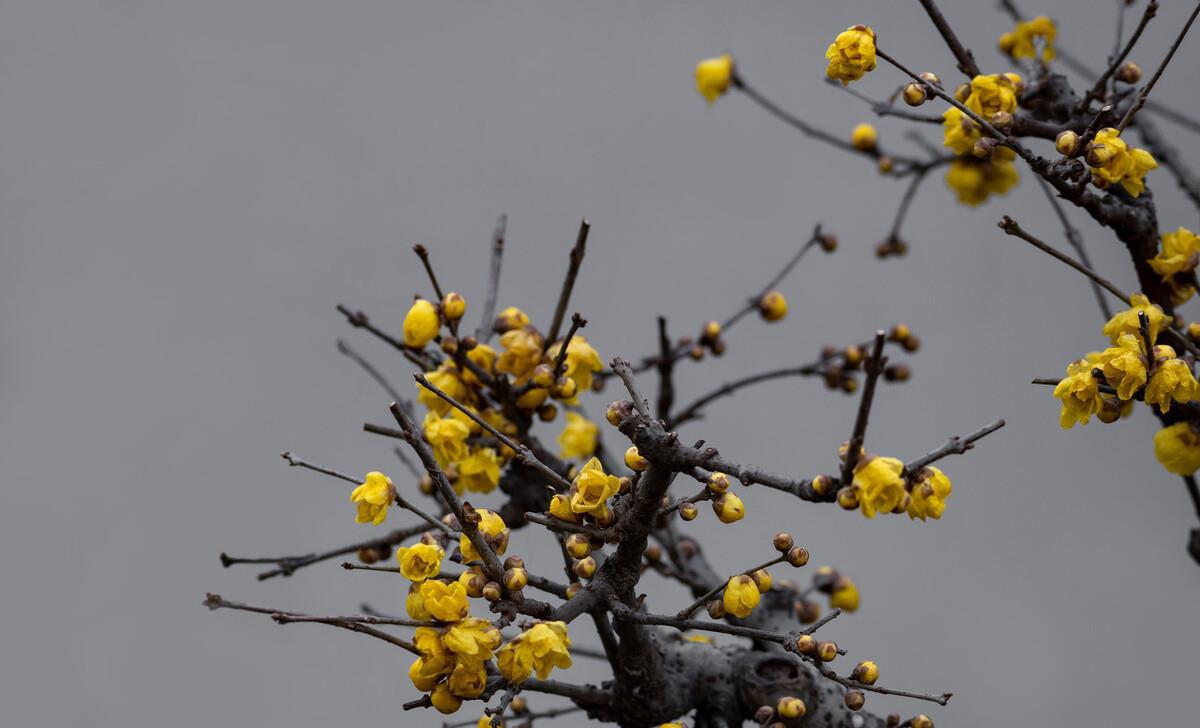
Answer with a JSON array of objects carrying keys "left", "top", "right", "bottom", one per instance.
[
  {"left": 1098, "top": 334, "right": 1148, "bottom": 400},
  {"left": 851, "top": 456, "right": 905, "bottom": 518},
  {"left": 684, "top": 634, "right": 714, "bottom": 644},
  {"left": 558, "top": 412, "right": 598, "bottom": 460},
  {"left": 478, "top": 718, "right": 500, "bottom": 728},
  {"left": 407, "top": 583, "right": 431, "bottom": 620},
  {"left": 404, "top": 298, "right": 440, "bottom": 348},
  {"left": 825, "top": 25, "right": 877, "bottom": 85},
  {"left": 1088, "top": 128, "right": 1157, "bottom": 197},
  {"left": 569, "top": 457, "right": 622, "bottom": 515},
  {"left": 396, "top": 542, "right": 444, "bottom": 582},
  {"left": 965, "top": 74, "right": 1019, "bottom": 119},
  {"left": 460, "top": 509, "right": 509, "bottom": 563},
  {"left": 942, "top": 107, "right": 979, "bottom": 155},
  {"left": 1053, "top": 357, "right": 1104, "bottom": 429},
  {"left": 944, "top": 156, "right": 1019, "bottom": 206},
  {"left": 497, "top": 622, "right": 572, "bottom": 683},
  {"left": 497, "top": 327, "right": 545, "bottom": 382},
  {"left": 418, "top": 364, "right": 472, "bottom": 417},
  {"left": 999, "top": 15, "right": 1057, "bottom": 62},
  {"left": 457, "top": 447, "right": 501, "bottom": 494},
  {"left": 1155, "top": 422, "right": 1200, "bottom": 474},
  {"left": 495, "top": 306, "right": 530, "bottom": 333},
  {"left": 830, "top": 578, "right": 860, "bottom": 612},
  {"left": 1103, "top": 293, "right": 1168, "bottom": 344},
  {"left": 906, "top": 467, "right": 952, "bottom": 521},
  {"left": 419, "top": 580, "right": 470, "bottom": 622},
  {"left": 430, "top": 683, "right": 462, "bottom": 714},
  {"left": 695, "top": 54, "right": 734, "bottom": 105},
  {"left": 1145, "top": 352, "right": 1198, "bottom": 413},
  {"left": 546, "top": 335, "right": 604, "bottom": 402},
  {"left": 464, "top": 343, "right": 497, "bottom": 386},
  {"left": 723, "top": 574, "right": 760, "bottom": 618},
  {"left": 424, "top": 412, "right": 471, "bottom": 468},
  {"left": 1150, "top": 227, "right": 1200, "bottom": 304},
  {"left": 851, "top": 123, "right": 878, "bottom": 151},
  {"left": 350, "top": 471, "right": 393, "bottom": 525}
]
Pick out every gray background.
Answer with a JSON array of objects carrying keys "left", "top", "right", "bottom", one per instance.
[{"left": 3, "top": 1, "right": 1199, "bottom": 725}]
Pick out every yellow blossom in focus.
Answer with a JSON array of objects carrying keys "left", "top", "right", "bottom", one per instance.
[
  {"left": 1088, "top": 128, "right": 1157, "bottom": 197},
  {"left": 548, "top": 493, "right": 579, "bottom": 523},
  {"left": 825, "top": 25, "right": 877, "bottom": 85},
  {"left": 1103, "top": 293, "right": 1168, "bottom": 344},
  {"left": 945, "top": 157, "right": 1019, "bottom": 206},
  {"left": 1155, "top": 422, "right": 1200, "bottom": 475},
  {"left": 723, "top": 574, "right": 761, "bottom": 618},
  {"left": 1145, "top": 353, "right": 1198, "bottom": 413},
  {"left": 965, "top": 74, "right": 1019, "bottom": 119},
  {"left": 497, "top": 621, "right": 572, "bottom": 683},
  {"left": 443, "top": 617, "right": 502, "bottom": 663},
  {"left": 396, "top": 542, "right": 444, "bottom": 582},
  {"left": 830, "top": 578, "right": 860, "bottom": 612},
  {"left": 1149, "top": 227, "right": 1200, "bottom": 304},
  {"left": 460, "top": 509, "right": 509, "bottom": 563},
  {"left": 406, "top": 583, "right": 431, "bottom": 620},
  {"left": 851, "top": 123, "right": 878, "bottom": 151},
  {"left": 404, "top": 298, "right": 440, "bottom": 348},
  {"left": 414, "top": 626, "right": 454, "bottom": 673},
  {"left": 419, "top": 579, "right": 470, "bottom": 622},
  {"left": 430, "top": 683, "right": 462, "bottom": 714},
  {"left": 851, "top": 456, "right": 905, "bottom": 518},
  {"left": 558, "top": 412, "right": 598, "bottom": 460},
  {"left": 999, "top": 16, "right": 1056, "bottom": 62},
  {"left": 569, "top": 457, "right": 622, "bottom": 516},
  {"left": 546, "top": 335, "right": 604, "bottom": 401},
  {"left": 349, "top": 471, "right": 393, "bottom": 526},
  {"left": 418, "top": 364, "right": 472, "bottom": 417},
  {"left": 1098, "top": 334, "right": 1148, "bottom": 400},
  {"left": 497, "top": 327, "right": 545, "bottom": 382},
  {"left": 695, "top": 54, "right": 734, "bottom": 105},
  {"left": 457, "top": 447, "right": 501, "bottom": 494},
  {"left": 424, "top": 412, "right": 471, "bottom": 468},
  {"left": 1053, "top": 357, "right": 1104, "bottom": 429},
  {"left": 906, "top": 467, "right": 952, "bottom": 521},
  {"left": 408, "top": 656, "right": 446, "bottom": 692},
  {"left": 447, "top": 659, "right": 488, "bottom": 699}
]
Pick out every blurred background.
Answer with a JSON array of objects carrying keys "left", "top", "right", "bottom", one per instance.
[{"left": 3, "top": 1, "right": 1199, "bottom": 725}]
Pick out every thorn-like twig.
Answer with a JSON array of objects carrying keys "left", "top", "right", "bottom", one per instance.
[{"left": 546, "top": 219, "right": 590, "bottom": 348}]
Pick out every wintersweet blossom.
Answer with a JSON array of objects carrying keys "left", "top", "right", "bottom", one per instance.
[
  {"left": 1155, "top": 422, "right": 1200, "bottom": 475},
  {"left": 349, "top": 471, "right": 393, "bottom": 525},
  {"left": 396, "top": 542, "right": 444, "bottom": 582},
  {"left": 695, "top": 54, "right": 734, "bottom": 105},
  {"left": 850, "top": 456, "right": 906, "bottom": 518},
  {"left": 723, "top": 574, "right": 760, "bottom": 618},
  {"left": 497, "top": 621, "right": 572, "bottom": 683},
  {"left": 825, "top": 25, "right": 877, "bottom": 85}
]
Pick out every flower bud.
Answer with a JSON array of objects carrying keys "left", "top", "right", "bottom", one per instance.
[
  {"left": 606, "top": 400, "right": 632, "bottom": 426},
  {"left": 816, "top": 640, "right": 838, "bottom": 662},
  {"left": 712, "top": 492, "right": 746, "bottom": 523},
  {"left": 573, "top": 556, "right": 597, "bottom": 579},
  {"left": 708, "top": 471, "right": 731, "bottom": 494},
  {"left": 403, "top": 298, "right": 440, "bottom": 348},
  {"left": 618, "top": 476, "right": 633, "bottom": 495},
  {"left": 1188, "top": 321, "right": 1200, "bottom": 343},
  {"left": 1086, "top": 142, "right": 1116, "bottom": 167},
  {"left": 877, "top": 155, "right": 894, "bottom": 174},
  {"left": 887, "top": 714, "right": 901, "bottom": 727},
  {"left": 701, "top": 320, "right": 722, "bottom": 344},
  {"left": 777, "top": 697, "right": 807, "bottom": 719},
  {"left": 689, "top": 345, "right": 705, "bottom": 361},
  {"left": 537, "top": 403, "right": 558, "bottom": 422},
  {"left": 461, "top": 568, "right": 487, "bottom": 598},
  {"left": 1098, "top": 396, "right": 1122, "bottom": 424},
  {"left": 852, "top": 660, "right": 880, "bottom": 685},
  {"left": 440, "top": 336, "right": 459, "bottom": 355},
  {"left": 889, "top": 323, "right": 911, "bottom": 341},
  {"left": 503, "top": 566, "right": 527, "bottom": 592},
  {"left": 565, "top": 582, "right": 582, "bottom": 599},
  {"left": 972, "top": 137, "right": 998, "bottom": 160},
  {"left": 811, "top": 474, "right": 834, "bottom": 495},
  {"left": 751, "top": 569, "right": 773, "bottom": 592},
  {"left": 482, "top": 581, "right": 502, "bottom": 602},
  {"left": 494, "top": 307, "right": 529, "bottom": 334},
  {"left": 794, "top": 634, "right": 817, "bottom": 655},
  {"left": 510, "top": 696, "right": 528, "bottom": 714},
  {"left": 706, "top": 599, "right": 726, "bottom": 619},
  {"left": 902, "top": 82, "right": 927, "bottom": 106},
  {"left": 851, "top": 123, "right": 878, "bottom": 151},
  {"left": 710, "top": 338, "right": 727, "bottom": 356},
  {"left": 624, "top": 446, "right": 649, "bottom": 471},
  {"left": 758, "top": 290, "right": 788, "bottom": 322},
  {"left": 754, "top": 706, "right": 775, "bottom": 725},
  {"left": 1116, "top": 61, "right": 1142, "bottom": 84},
  {"left": 837, "top": 487, "right": 859, "bottom": 510},
  {"left": 531, "top": 364, "right": 555, "bottom": 389},
  {"left": 552, "top": 376, "right": 578, "bottom": 400},
  {"left": 419, "top": 473, "right": 435, "bottom": 495},
  {"left": 565, "top": 533, "right": 591, "bottom": 559},
  {"left": 773, "top": 532, "right": 794, "bottom": 552},
  {"left": 356, "top": 546, "right": 382, "bottom": 564},
  {"left": 786, "top": 546, "right": 810, "bottom": 567},
  {"left": 841, "top": 377, "right": 859, "bottom": 394},
  {"left": 953, "top": 82, "right": 971, "bottom": 103},
  {"left": 844, "top": 345, "right": 864, "bottom": 367},
  {"left": 441, "top": 292, "right": 467, "bottom": 321},
  {"left": 819, "top": 232, "right": 838, "bottom": 253},
  {"left": 902, "top": 335, "right": 920, "bottom": 352},
  {"left": 795, "top": 598, "right": 821, "bottom": 624},
  {"left": 884, "top": 364, "right": 911, "bottom": 382},
  {"left": 1055, "top": 130, "right": 1080, "bottom": 156},
  {"left": 844, "top": 690, "right": 866, "bottom": 711},
  {"left": 644, "top": 543, "right": 663, "bottom": 562},
  {"left": 919, "top": 71, "right": 941, "bottom": 87},
  {"left": 990, "top": 110, "right": 1014, "bottom": 132},
  {"left": 912, "top": 716, "right": 933, "bottom": 728},
  {"left": 680, "top": 502, "right": 699, "bottom": 521}
]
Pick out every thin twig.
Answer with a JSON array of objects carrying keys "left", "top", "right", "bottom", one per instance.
[
  {"left": 477, "top": 214, "right": 508, "bottom": 342},
  {"left": 220, "top": 523, "right": 428, "bottom": 580},
  {"left": 1034, "top": 180, "right": 1113, "bottom": 319},
  {"left": 840, "top": 333, "right": 887, "bottom": 484},
  {"left": 336, "top": 339, "right": 406, "bottom": 405},
  {"left": 1117, "top": 0, "right": 1200, "bottom": 131},
  {"left": 551, "top": 312, "right": 587, "bottom": 382},
  {"left": 676, "top": 555, "right": 786, "bottom": 619},
  {"left": 546, "top": 219, "right": 590, "bottom": 348},
  {"left": 610, "top": 358, "right": 652, "bottom": 419},
  {"left": 917, "top": 0, "right": 981, "bottom": 77},
  {"left": 903, "top": 419, "right": 1006, "bottom": 474},
  {"left": 203, "top": 593, "right": 418, "bottom": 654},
  {"left": 1084, "top": 0, "right": 1158, "bottom": 108},
  {"left": 656, "top": 316, "right": 675, "bottom": 420}
]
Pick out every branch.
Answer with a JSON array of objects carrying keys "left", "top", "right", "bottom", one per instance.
[
  {"left": 916, "top": 0, "right": 981, "bottom": 77},
  {"left": 840, "top": 332, "right": 888, "bottom": 484},
  {"left": 1083, "top": 0, "right": 1158, "bottom": 108},
  {"left": 902, "top": 419, "right": 1007, "bottom": 474},
  {"left": 655, "top": 316, "right": 675, "bottom": 421},
  {"left": 546, "top": 219, "right": 590, "bottom": 348},
  {"left": 220, "top": 523, "right": 428, "bottom": 580},
  {"left": 203, "top": 593, "right": 418, "bottom": 654},
  {"left": 1034, "top": 179, "right": 1113, "bottom": 319},
  {"left": 477, "top": 213, "right": 507, "bottom": 342},
  {"left": 1117, "top": 1, "right": 1200, "bottom": 131},
  {"left": 336, "top": 338, "right": 406, "bottom": 406}
]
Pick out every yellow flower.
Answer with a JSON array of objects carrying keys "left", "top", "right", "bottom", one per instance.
[
  {"left": 418, "top": 364, "right": 472, "bottom": 417},
  {"left": 414, "top": 626, "right": 455, "bottom": 673},
  {"left": 1053, "top": 357, "right": 1104, "bottom": 429},
  {"left": 569, "top": 457, "right": 622, "bottom": 515},
  {"left": 546, "top": 335, "right": 604, "bottom": 401},
  {"left": 430, "top": 683, "right": 462, "bottom": 714},
  {"left": 1155, "top": 422, "right": 1200, "bottom": 475},
  {"left": 548, "top": 494, "right": 579, "bottom": 523},
  {"left": 443, "top": 617, "right": 502, "bottom": 663},
  {"left": 424, "top": 412, "right": 471, "bottom": 468},
  {"left": 1149, "top": 227, "right": 1200, "bottom": 304},
  {"left": 496, "top": 327, "right": 545, "bottom": 382},
  {"left": 497, "top": 621, "right": 572, "bottom": 683},
  {"left": 906, "top": 467, "right": 952, "bottom": 521},
  {"left": 999, "top": 16, "right": 1057, "bottom": 62},
  {"left": 457, "top": 447, "right": 501, "bottom": 494},
  {"left": 713, "top": 492, "right": 746, "bottom": 523},
  {"left": 407, "top": 583, "right": 431, "bottom": 620},
  {"left": 723, "top": 574, "right": 761, "bottom": 618},
  {"left": 964, "top": 74, "right": 1019, "bottom": 119},
  {"left": 464, "top": 343, "right": 497, "bottom": 386},
  {"left": 460, "top": 509, "right": 509, "bottom": 563},
  {"left": 942, "top": 107, "right": 980, "bottom": 155},
  {"left": 695, "top": 54, "right": 734, "bottom": 105},
  {"left": 1145, "top": 353, "right": 1198, "bottom": 413},
  {"left": 825, "top": 25, "right": 877, "bottom": 85},
  {"left": 829, "top": 578, "right": 860, "bottom": 612},
  {"left": 944, "top": 157, "right": 1019, "bottom": 206},
  {"left": 1088, "top": 128, "right": 1157, "bottom": 197},
  {"left": 396, "top": 542, "right": 445, "bottom": 582},
  {"left": 404, "top": 298, "right": 440, "bottom": 348},
  {"left": 419, "top": 580, "right": 470, "bottom": 622},
  {"left": 447, "top": 659, "right": 488, "bottom": 699},
  {"left": 1103, "top": 293, "right": 1168, "bottom": 344},
  {"left": 408, "top": 656, "right": 447, "bottom": 692},
  {"left": 1098, "top": 334, "right": 1148, "bottom": 400},
  {"left": 558, "top": 412, "right": 598, "bottom": 460},
  {"left": 495, "top": 306, "right": 530, "bottom": 333},
  {"left": 851, "top": 456, "right": 905, "bottom": 518},
  {"left": 851, "top": 123, "right": 877, "bottom": 151},
  {"left": 349, "top": 471, "right": 393, "bottom": 526}
]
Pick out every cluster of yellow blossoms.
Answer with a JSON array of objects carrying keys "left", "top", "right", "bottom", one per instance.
[
  {"left": 1086, "top": 128, "right": 1158, "bottom": 197},
  {"left": 999, "top": 15, "right": 1057, "bottom": 62},
  {"left": 1051, "top": 295, "right": 1200, "bottom": 474},
  {"left": 942, "top": 74, "right": 1022, "bottom": 207},
  {"left": 825, "top": 25, "right": 877, "bottom": 85},
  {"left": 815, "top": 451, "right": 953, "bottom": 522},
  {"left": 1149, "top": 227, "right": 1200, "bottom": 305}
]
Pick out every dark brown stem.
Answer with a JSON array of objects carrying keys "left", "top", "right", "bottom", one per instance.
[
  {"left": 1083, "top": 0, "right": 1158, "bottom": 108},
  {"left": 916, "top": 0, "right": 981, "bottom": 77},
  {"left": 220, "top": 524, "right": 428, "bottom": 581},
  {"left": 1116, "top": 0, "right": 1200, "bottom": 131},
  {"left": 546, "top": 219, "right": 590, "bottom": 348},
  {"left": 477, "top": 213, "right": 507, "bottom": 342},
  {"left": 840, "top": 333, "right": 888, "bottom": 484},
  {"left": 204, "top": 593, "right": 418, "bottom": 654}
]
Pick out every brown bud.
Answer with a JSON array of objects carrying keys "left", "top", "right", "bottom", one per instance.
[
  {"left": 819, "top": 232, "right": 838, "bottom": 253},
  {"left": 1055, "top": 129, "right": 1080, "bottom": 156},
  {"left": 844, "top": 690, "right": 866, "bottom": 711},
  {"left": 503, "top": 555, "right": 524, "bottom": 570},
  {"left": 701, "top": 320, "right": 722, "bottom": 344},
  {"left": 419, "top": 474, "right": 435, "bottom": 495},
  {"left": 461, "top": 568, "right": 486, "bottom": 597},
  {"left": 795, "top": 599, "right": 821, "bottom": 624},
  {"left": 953, "top": 82, "right": 971, "bottom": 103},
  {"left": 889, "top": 323, "right": 911, "bottom": 342},
  {"left": 706, "top": 600, "right": 726, "bottom": 619},
  {"left": 972, "top": 137, "right": 998, "bottom": 160},
  {"left": 918, "top": 71, "right": 941, "bottom": 88},
  {"left": 811, "top": 474, "right": 833, "bottom": 495},
  {"left": 482, "top": 581, "right": 502, "bottom": 602},
  {"left": 606, "top": 400, "right": 633, "bottom": 426},
  {"left": 840, "top": 377, "right": 859, "bottom": 394},
  {"left": 902, "top": 335, "right": 920, "bottom": 352},
  {"left": 1116, "top": 61, "right": 1142, "bottom": 84},
  {"left": 912, "top": 716, "right": 933, "bottom": 728},
  {"left": 877, "top": 155, "right": 894, "bottom": 174},
  {"left": 644, "top": 543, "right": 663, "bottom": 562},
  {"left": 459, "top": 335, "right": 478, "bottom": 352},
  {"left": 884, "top": 364, "right": 911, "bottom": 382},
  {"left": 902, "top": 82, "right": 927, "bottom": 106},
  {"left": 440, "top": 336, "right": 459, "bottom": 355},
  {"left": 680, "top": 502, "right": 699, "bottom": 521},
  {"left": 794, "top": 634, "right": 817, "bottom": 655},
  {"left": 565, "top": 582, "right": 582, "bottom": 599},
  {"left": 710, "top": 338, "right": 727, "bottom": 356},
  {"left": 773, "top": 532, "right": 795, "bottom": 552},
  {"left": 510, "top": 696, "right": 528, "bottom": 714},
  {"left": 786, "top": 546, "right": 810, "bottom": 567},
  {"left": 689, "top": 345, "right": 705, "bottom": 361},
  {"left": 990, "top": 110, "right": 1014, "bottom": 132},
  {"left": 537, "top": 403, "right": 558, "bottom": 422},
  {"left": 356, "top": 546, "right": 381, "bottom": 564},
  {"left": 843, "top": 345, "right": 864, "bottom": 367},
  {"left": 754, "top": 706, "right": 775, "bottom": 724},
  {"left": 886, "top": 714, "right": 901, "bottom": 727},
  {"left": 573, "top": 556, "right": 597, "bottom": 579},
  {"left": 816, "top": 640, "right": 839, "bottom": 662}
]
